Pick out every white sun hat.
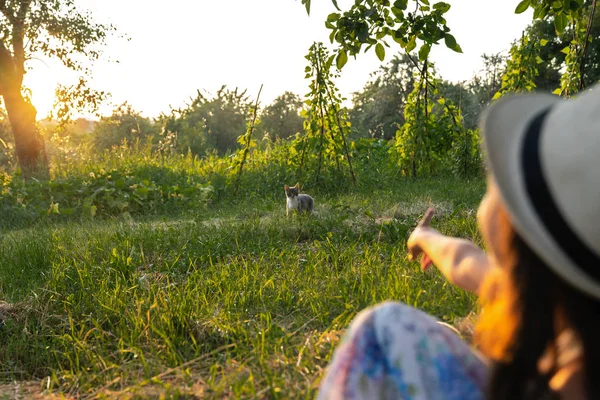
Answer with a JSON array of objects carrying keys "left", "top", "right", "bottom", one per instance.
[{"left": 481, "top": 87, "right": 600, "bottom": 300}]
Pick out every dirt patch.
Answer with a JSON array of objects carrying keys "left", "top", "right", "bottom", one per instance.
[
  {"left": 0, "top": 301, "right": 20, "bottom": 323},
  {"left": 387, "top": 201, "right": 455, "bottom": 220},
  {"left": 0, "top": 381, "right": 69, "bottom": 400}
]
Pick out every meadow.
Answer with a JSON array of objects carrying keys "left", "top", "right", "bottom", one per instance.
[
  {"left": 1, "top": 0, "right": 596, "bottom": 396},
  {"left": 0, "top": 141, "right": 485, "bottom": 399}
]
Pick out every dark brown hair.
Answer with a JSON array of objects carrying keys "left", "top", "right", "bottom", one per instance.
[{"left": 477, "top": 230, "right": 600, "bottom": 400}]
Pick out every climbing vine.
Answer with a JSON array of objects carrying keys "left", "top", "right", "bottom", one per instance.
[
  {"left": 516, "top": 0, "right": 596, "bottom": 96},
  {"left": 232, "top": 85, "right": 263, "bottom": 195},
  {"left": 293, "top": 42, "right": 356, "bottom": 185},
  {"left": 395, "top": 61, "right": 475, "bottom": 177},
  {"left": 493, "top": 33, "right": 543, "bottom": 99},
  {"left": 296, "top": 0, "right": 597, "bottom": 180}
]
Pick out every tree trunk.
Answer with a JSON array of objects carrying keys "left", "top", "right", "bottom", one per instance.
[
  {"left": 3, "top": 89, "right": 49, "bottom": 178},
  {"left": 0, "top": 31, "right": 49, "bottom": 178},
  {"left": 0, "top": 34, "right": 48, "bottom": 178}
]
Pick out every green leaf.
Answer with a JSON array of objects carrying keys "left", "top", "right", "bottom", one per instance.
[
  {"left": 444, "top": 34, "right": 463, "bottom": 53},
  {"left": 394, "top": 0, "right": 408, "bottom": 10},
  {"left": 331, "top": 0, "right": 341, "bottom": 11},
  {"left": 533, "top": 5, "right": 549, "bottom": 19},
  {"left": 433, "top": 2, "right": 451, "bottom": 13},
  {"left": 327, "top": 54, "right": 335, "bottom": 67},
  {"left": 418, "top": 43, "right": 431, "bottom": 61},
  {"left": 560, "top": 45, "right": 571, "bottom": 54},
  {"left": 303, "top": 0, "right": 311, "bottom": 15},
  {"left": 393, "top": 27, "right": 406, "bottom": 42},
  {"left": 391, "top": 6, "right": 404, "bottom": 18},
  {"left": 336, "top": 50, "right": 348, "bottom": 69},
  {"left": 552, "top": 1, "right": 563, "bottom": 11},
  {"left": 552, "top": 88, "right": 562, "bottom": 95},
  {"left": 568, "top": 0, "right": 582, "bottom": 12},
  {"left": 327, "top": 13, "right": 340, "bottom": 22},
  {"left": 514, "top": 0, "right": 531, "bottom": 14},
  {"left": 540, "top": 38, "right": 548, "bottom": 46},
  {"left": 375, "top": 43, "right": 385, "bottom": 61},
  {"left": 421, "top": 0, "right": 430, "bottom": 5},
  {"left": 554, "top": 12, "right": 569, "bottom": 34},
  {"left": 406, "top": 36, "right": 417, "bottom": 52},
  {"left": 357, "top": 23, "right": 369, "bottom": 42}
]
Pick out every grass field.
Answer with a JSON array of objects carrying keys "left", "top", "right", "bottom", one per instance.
[{"left": 0, "top": 172, "right": 485, "bottom": 398}]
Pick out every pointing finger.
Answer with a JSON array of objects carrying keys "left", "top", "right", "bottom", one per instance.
[{"left": 417, "top": 207, "right": 434, "bottom": 228}]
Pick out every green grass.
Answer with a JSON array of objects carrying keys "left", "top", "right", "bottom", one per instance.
[{"left": 0, "top": 175, "right": 485, "bottom": 398}]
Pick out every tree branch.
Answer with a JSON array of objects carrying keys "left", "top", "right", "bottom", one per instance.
[{"left": 0, "top": 0, "right": 16, "bottom": 25}]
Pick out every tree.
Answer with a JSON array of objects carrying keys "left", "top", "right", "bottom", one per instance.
[
  {"left": 437, "top": 53, "right": 507, "bottom": 130},
  {"left": 302, "top": 0, "right": 595, "bottom": 95},
  {"left": 524, "top": 18, "right": 567, "bottom": 91},
  {"left": 478, "top": 53, "right": 506, "bottom": 101},
  {"left": 350, "top": 54, "right": 417, "bottom": 140},
  {"left": 524, "top": 12, "right": 600, "bottom": 92},
  {"left": 0, "top": 0, "right": 114, "bottom": 177},
  {"left": 92, "top": 103, "right": 159, "bottom": 150},
  {"left": 260, "top": 92, "right": 304, "bottom": 140},
  {"left": 515, "top": 0, "right": 597, "bottom": 95},
  {"left": 160, "top": 86, "right": 253, "bottom": 155},
  {"left": 437, "top": 80, "right": 481, "bottom": 130},
  {"left": 303, "top": 0, "right": 462, "bottom": 70}
]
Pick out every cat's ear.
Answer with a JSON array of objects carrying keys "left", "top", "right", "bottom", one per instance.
[
  {"left": 294, "top": 183, "right": 299, "bottom": 189},
  {"left": 284, "top": 185, "right": 289, "bottom": 190}
]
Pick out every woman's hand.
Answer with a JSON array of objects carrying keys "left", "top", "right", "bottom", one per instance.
[
  {"left": 408, "top": 208, "right": 436, "bottom": 270},
  {"left": 407, "top": 208, "right": 493, "bottom": 295}
]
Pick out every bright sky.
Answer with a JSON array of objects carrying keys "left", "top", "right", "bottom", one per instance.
[{"left": 24, "top": 0, "right": 533, "bottom": 120}]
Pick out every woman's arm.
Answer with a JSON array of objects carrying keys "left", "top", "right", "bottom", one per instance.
[{"left": 407, "top": 226, "right": 493, "bottom": 295}]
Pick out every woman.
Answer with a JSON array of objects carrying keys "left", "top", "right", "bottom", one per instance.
[{"left": 317, "top": 88, "right": 600, "bottom": 399}]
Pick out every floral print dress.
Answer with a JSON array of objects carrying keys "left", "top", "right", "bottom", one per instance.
[{"left": 318, "top": 302, "right": 488, "bottom": 400}]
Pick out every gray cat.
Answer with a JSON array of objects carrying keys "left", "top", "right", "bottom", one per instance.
[{"left": 284, "top": 183, "right": 314, "bottom": 216}]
